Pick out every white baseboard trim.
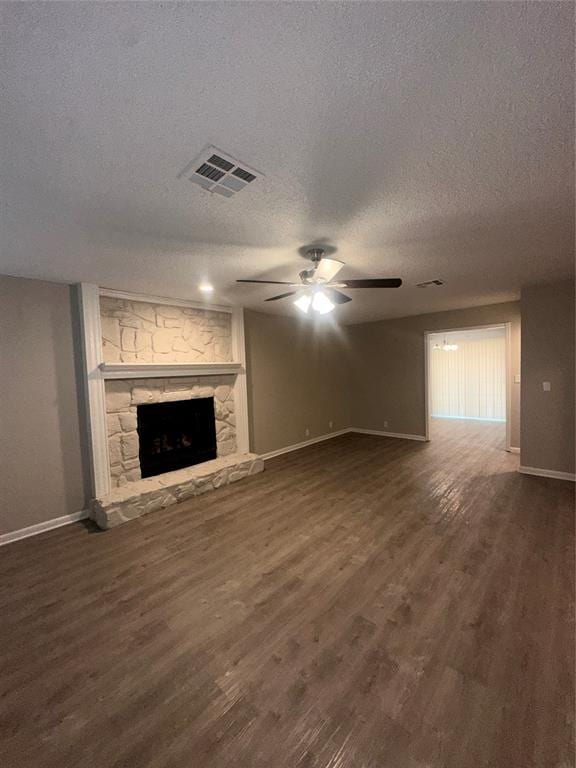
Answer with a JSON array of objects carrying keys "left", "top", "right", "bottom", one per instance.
[
  {"left": 0, "top": 510, "right": 89, "bottom": 547},
  {"left": 261, "top": 429, "right": 352, "bottom": 460},
  {"left": 351, "top": 428, "right": 428, "bottom": 442},
  {"left": 519, "top": 466, "right": 576, "bottom": 482},
  {"left": 261, "top": 426, "right": 429, "bottom": 460},
  {"left": 508, "top": 446, "right": 520, "bottom": 454}
]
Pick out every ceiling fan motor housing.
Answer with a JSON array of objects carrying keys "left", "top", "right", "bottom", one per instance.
[
  {"left": 299, "top": 267, "right": 317, "bottom": 284},
  {"left": 300, "top": 248, "right": 328, "bottom": 283}
]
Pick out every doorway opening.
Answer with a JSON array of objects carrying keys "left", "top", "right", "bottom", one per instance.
[{"left": 425, "top": 324, "right": 512, "bottom": 451}]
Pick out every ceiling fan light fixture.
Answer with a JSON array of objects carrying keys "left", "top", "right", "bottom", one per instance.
[
  {"left": 434, "top": 338, "right": 458, "bottom": 351},
  {"left": 311, "top": 290, "right": 335, "bottom": 315},
  {"left": 294, "top": 294, "right": 312, "bottom": 314},
  {"left": 238, "top": 245, "right": 402, "bottom": 313}
]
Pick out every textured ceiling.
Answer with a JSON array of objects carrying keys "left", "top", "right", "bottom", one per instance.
[{"left": 1, "top": 1, "right": 573, "bottom": 324}]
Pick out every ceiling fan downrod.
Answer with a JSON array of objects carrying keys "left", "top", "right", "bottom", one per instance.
[{"left": 307, "top": 247, "right": 325, "bottom": 264}]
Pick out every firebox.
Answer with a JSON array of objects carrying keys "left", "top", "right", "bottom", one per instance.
[{"left": 136, "top": 397, "right": 217, "bottom": 478}]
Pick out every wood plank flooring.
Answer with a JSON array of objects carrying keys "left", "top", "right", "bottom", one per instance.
[
  {"left": 1, "top": 422, "right": 573, "bottom": 767},
  {"left": 429, "top": 416, "right": 507, "bottom": 450}
]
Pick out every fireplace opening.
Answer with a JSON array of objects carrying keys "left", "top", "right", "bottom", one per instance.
[{"left": 137, "top": 397, "right": 217, "bottom": 478}]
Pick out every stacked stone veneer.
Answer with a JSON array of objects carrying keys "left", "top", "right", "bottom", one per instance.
[
  {"left": 91, "top": 452, "right": 264, "bottom": 529},
  {"left": 100, "top": 296, "right": 232, "bottom": 364},
  {"left": 106, "top": 376, "right": 236, "bottom": 488}
]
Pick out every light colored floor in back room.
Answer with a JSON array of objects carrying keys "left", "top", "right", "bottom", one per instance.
[
  {"left": 429, "top": 416, "right": 507, "bottom": 451},
  {"left": 0, "top": 423, "right": 573, "bottom": 767}
]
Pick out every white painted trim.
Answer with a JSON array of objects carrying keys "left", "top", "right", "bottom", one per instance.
[
  {"left": 261, "top": 429, "right": 351, "bottom": 460},
  {"left": 425, "top": 323, "right": 509, "bottom": 335},
  {"left": 0, "top": 511, "right": 88, "bottom": 547},
  {"left": 504, "top": 321, "right": 512, "bottom": 452},
  {"left": 519, "top": 466, "right": 576, "bottom": 482},
  {"left": 99, "top": 287, "right": 233, "bottom": 314},
  {"left": 424, "top": 331, "right": 431, "bottom": 442},
  {"left": 78, "top": 284, "right": 112, "bottom": 498},
  {"left": 231, "top": 307, "right": 250, "bottom": 453},
  {"left": 100, "top": 362, "right": 242, "bottom": 379},
  {"left": 508, "top": 446, "right": 520, "bottom": 454},
  {"left": 352, "top": 428, "right": 427, "bottom": 441}
]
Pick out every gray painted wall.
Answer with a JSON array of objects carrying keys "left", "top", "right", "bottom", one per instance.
[
  {"left": 521, "top": 280, "right": 575, "bottom": 475},
  {"left": 0, "top": 276, "right": 88, "bottom": 534},
  {"left": 348, "top": 302, "right": 522, "bottom": 447},
  {"left": 244, "top": 311, "right": 351, "bottom": 455}
]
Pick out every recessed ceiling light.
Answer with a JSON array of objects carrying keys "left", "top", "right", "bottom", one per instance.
[{"left": 198, "top": 283, "right": 214, "bottom": 293}]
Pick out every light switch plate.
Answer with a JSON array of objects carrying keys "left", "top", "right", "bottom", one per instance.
[{"left": 543, "top": 381, "right": 551, "bottom": 392}]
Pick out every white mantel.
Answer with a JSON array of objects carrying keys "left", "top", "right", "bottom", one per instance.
[{"left": 100, "top": 362, "right": 242, "bottom": 379}]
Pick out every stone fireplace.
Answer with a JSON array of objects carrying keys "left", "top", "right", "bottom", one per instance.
[
  {"left": 78, "top": 286, "right": 263, "bottom": 530},
  {"left": 99, "top": 295, "right": 233, "bottom": 364},
  {"left": 105, "top": 375, "right": 237, "bottom": 487}
]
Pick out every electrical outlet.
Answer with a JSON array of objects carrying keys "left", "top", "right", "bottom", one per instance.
[
  {"left": 383, "top": 421, "right": 389, "bottom": 428},
  {"left": 328, "top": 420, "right": 333, "bottom": 429},
  {"left": 305, "top": 428, "right": 310, "bottom": 437},
  {"left": 543, "top": 381, "right": 551, "bottom": 392}
]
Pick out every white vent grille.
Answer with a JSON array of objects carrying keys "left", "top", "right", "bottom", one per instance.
[
  {"left": 178, "top": 146, "right": 263, "bottom": 197},
  {"left": 416, "top": 279, "right": 445, "bottom": 288}
]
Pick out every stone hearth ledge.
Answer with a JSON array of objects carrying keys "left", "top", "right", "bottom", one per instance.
[{"left": 90, "top": 452, "right": 264, "bottom": 529}]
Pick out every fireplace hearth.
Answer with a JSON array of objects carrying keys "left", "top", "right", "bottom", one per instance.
[{"left": 137, "top": 397, "right": 217, "bottom": 478}]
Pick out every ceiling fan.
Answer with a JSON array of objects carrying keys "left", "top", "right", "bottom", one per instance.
[{"left": 237, "top": 247, "right": 402, "bottom": 315}]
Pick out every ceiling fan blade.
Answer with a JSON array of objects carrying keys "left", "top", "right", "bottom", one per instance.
[
  {"left": 237, "top": 279, "right": 294, "bottom": 285},
  {"left": 325, "top": 288, "right": 352, "bottom": 304},
  {"left": 340, "top": 278, "right": 402, "bottom": 288},
  {"left": 314, "top": 257, "right": 345, "bottom": 283},
  {"left": 264, "top": 291, "right": 297, "bottom": 302}
]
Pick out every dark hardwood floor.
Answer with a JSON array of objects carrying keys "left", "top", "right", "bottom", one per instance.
[{"left": 1, "top": 423, "right": 573, "bottom": 767}]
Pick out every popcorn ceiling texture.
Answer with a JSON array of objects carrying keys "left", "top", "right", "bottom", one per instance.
[
  {"left": 100, "top": 297, "right": 232, "bottom": 364},
  {"left": 3, "top": 4, "right": 572, "bottom": 324},
  {"left": 105, "top": 376, "right": 237, "bottom": 488}
]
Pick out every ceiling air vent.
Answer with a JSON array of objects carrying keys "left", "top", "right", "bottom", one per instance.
[
  {"left": 178, "top": 146, "right": 264, "bottom": 198},
  {"left": 416, "top": 279, "right": 445, "bottom": 288}
]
